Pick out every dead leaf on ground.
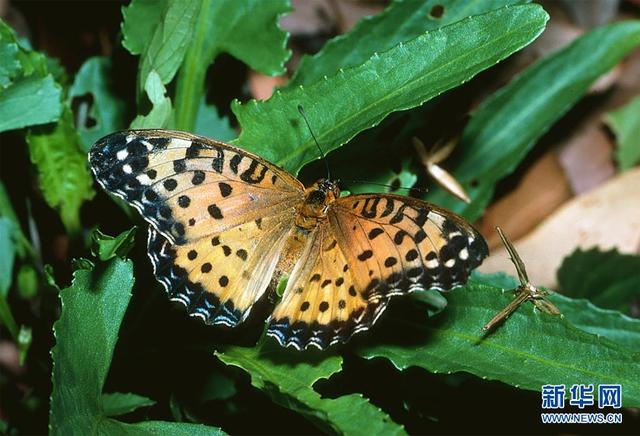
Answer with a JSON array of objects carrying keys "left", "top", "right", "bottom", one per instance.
[{"left": 479, "top": 166, "right": 640, "bottom": 288}]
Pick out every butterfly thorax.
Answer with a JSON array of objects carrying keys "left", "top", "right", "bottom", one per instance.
[{"left": 294, "top": 179, "right": 340, "bottom": 231}]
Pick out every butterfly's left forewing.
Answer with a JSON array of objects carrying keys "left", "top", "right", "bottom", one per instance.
[
  {"left": 268, "top": 193, "right": 488, "bottom": 350},
  {"left": 90, "top": 130, "right": 305, "bottom": 325}
]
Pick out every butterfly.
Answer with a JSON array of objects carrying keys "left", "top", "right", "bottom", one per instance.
[{"left": 89, "top": 129, "right": 488, "bottom": 350}]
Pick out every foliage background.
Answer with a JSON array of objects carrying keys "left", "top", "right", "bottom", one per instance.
[{"left": 1, "top": 1, "right": 639, "bottom": 434}]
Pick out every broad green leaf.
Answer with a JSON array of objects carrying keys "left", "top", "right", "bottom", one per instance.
[
  {"left": 91, "top": 227, "right": 137, "bottom": 261},
  {"left": 553, "top": 294, "right": 640, "bottom": 353},
  {"left": 233, "top": 5, "right": 549, "bottom": 174},
  {"left": 288, "top": 0, "right": 526, "bottom": 89},
  {"left": 102, "top": 392, "right": 156, "bottom": 417},
  {"left": 424, "top": 20, "right": 640, "bottom": 220},
  {"left": 26, "top": 108, "right": 95, "bottom": 235},
  {"left": 557, "top": 247, "right": 640, "bottom": 313},
  {"left": 474, "top": 272, "right": 640, "bottom": 351},
  {"left": 50, "top": 258, "right": 135, "bottom": 434},
  {"left": 122, "top": 0, "right": 199, "bottom": 93},
  {"left": 217, "top": 345, "right": 405, "bottom": 435},
  {"left": 0, "top": 218, "right": 15, "bottom": 297},
  {"left": 104, "top": 420, "right": 226, "bottom": 435},
  {"left": 174, "top": 0, "right": 290, "bottom": 131},
  {"left": 0, "top": 75, "right": 62, "bottom": 132},
  {"left": 357, "top": 280, "right": 640, "bottom": 406},
  {"left": 130, "top": 70, "right": 173, "bottom": 128},
  {"left": 605, "top": 95, "right": 640, "bottom": 171},
  {"left": 50, "top": 257, "right": 225, "bottom": 435},
  {"left": 194, "top": 98, "right": 235, "bottom": 141},
  {"left": 69, "top": 57, "right": 126, "bottom": 151}
]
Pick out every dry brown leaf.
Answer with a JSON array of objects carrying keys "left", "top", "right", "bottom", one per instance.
[
  {"left": 479, "top": 151, "right": 572, "bottom": 250},
  {"left": 479, "top": 166, "right": 640, "bottom": 288}
]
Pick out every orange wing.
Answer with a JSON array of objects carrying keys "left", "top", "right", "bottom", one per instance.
[
  {"left": 90, "top": 130, "right": 305, "bottom": 325},
  {"left": 268, "top": 194, "right": 488, "bottom": 350}
]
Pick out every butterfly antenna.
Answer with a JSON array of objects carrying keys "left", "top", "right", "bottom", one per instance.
[
  {"left": 298, "top": 105, "right": 331, "bottom": 180},
  {"left": 341, "top": 179, "right": 430, "bottom": 195}
]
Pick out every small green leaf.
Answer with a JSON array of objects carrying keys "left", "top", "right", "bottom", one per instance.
[
  {"left": 233, "top": 4, "right": 549, "bottom": 175},
  {"left": 0, "top": 217, "right": 15, "bottom": 298},
  {"left": 424, "top": 20, "right": 640, "bottom": 220},
  {"left": 69, "top": 56, "right": 126, "bottom": 152},
  {"left": 0, "top": 180, "right": 32, "bottom": 262},
  {"left": 0, "top": 74, "right": 62, "bottom": 132},
  {"left": 71, "top": 258, "right": 95, "bottom": 272},
  {"left": 557, "top": 247, "right": 640, "bottom": 314},
  {"left": 121, "top": 0, "right": 167, "bottom": 55},
  {"left": 27, "top": 108, "right": 95, "bottom": 235},
  {"left": 0, "top": 29, "right": 21, "bottom": 88},
  {"left": 288, "top": 0, "right": 527, "bottom": 88},
  {"left": 130, "top": 70, "right": 173, "bottom": 128},
  {"left": 357, "top": 279, "right": 640, "bottom": 406},
  {"left": 123, "top": 0, "right": 199, "bottom": 93},
  {"left": 91, "top": 227, "right": 137, "bottom": 261},
  {"left": 194, "top": 98, "right": 235, "bottom": 141},
  {"left": 217, "top": 345, "right": 405, "bottom": 435},
  {"left": 605, "top": 95, "right": 640, "bottom": 170},
  {"left": 18, "top": 324, "right": 32, "bottom": 365},
  {"left": 174, "top": 0, "right": 290, "bottom": 131},
  {"left": 0, "top": 295, "right": 18, "bottom": 339},
  {"left": 16, "top": 264, "right": 38, "bottom": 299},
  {"left": 102, "top": 392, "right": 156, "bottom": 417}
]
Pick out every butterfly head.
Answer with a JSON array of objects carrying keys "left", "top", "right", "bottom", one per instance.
[{"left": 296, "top": 179, "right": 340, "bottom": 228}]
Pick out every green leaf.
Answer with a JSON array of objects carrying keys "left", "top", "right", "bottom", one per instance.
[
  {"left": 288, "top": 0, "right": 527, "bottom": 89},
  {"left": 557, "top": 247, "right": 640, "bottom": 313},
  {"left": 102, "top": 392, "right": 156, "bottom": 417},
  {"left": 552, "top": 294, "right": 640, "bottom": 353},
  {"left": 424, "top": 20, "right": 640, "bottom": 220},
  {"left": 474, "top": 272, "right": 640, "bottom": 351},
  {"left": 0, "top": 181, "right": 31, "bottom": 258},
  {"left": 16, "top": 264, "right": 38, "bottom": 299},
  {"left": 50, "top": 258, "right": 135, "bottom": 434},
  {"left": 130, "top": 70, "right": 173, "bottom": 128},
  {"left": 121, "top": 0, "right": 167, "bottom": 55},
  {"left": 26, "top": 108, "right": 95, "bottom": 235},
  {"left": 217, "top": 345, "right": 405, "bottom": 435},
  {"left": 357, "top": 279, "right": 640, "bottom": 407},
  {"left": 69, "top": 56, "right": 126, "bottom": 152},
  {"left": 122, "top": 0, "right": 199, "bottom": 93},
  {"left": 0, "top": 24, "right": 21, "bottom": 88},
  {"left": 0, "top": 217, "right": 15, "bottom": 298},
  {"left": 18, "top": 324, "right": 31, "bottom": 365},
  {"left": 50, "top": 257, "right": 225, "bottom": 435},
  {"left": 91, "top": 227, "right": 137, "bottom": 261},
  {"left": 174, "top": 0, "right": 290, "bottom": 131},
  {"left": 105, "top": 420, "right": 226, "bottom": 435},
  {"left": 0, "top": 74, "right": 62, "bottom": 132},
  {"left": 194, "top": 98, "right": 235, "bottom": 141},
  {"left": 605, "top": 95, "right": 640, "bottom": 171},
  {"left": 233, "top": 4, "right": 549, "bottom": 174}
]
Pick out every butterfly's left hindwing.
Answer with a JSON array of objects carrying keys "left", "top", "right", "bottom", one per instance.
[{"left": 90, "top": 130, "right": 304, "bottom": 325}]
